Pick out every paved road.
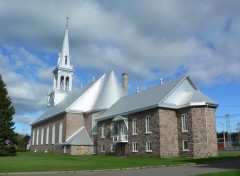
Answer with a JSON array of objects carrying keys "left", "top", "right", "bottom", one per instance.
[{"left": 1, "top": 159, "right": 239, "bottom": 176}]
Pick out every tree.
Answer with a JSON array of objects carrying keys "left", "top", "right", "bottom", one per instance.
[{"left": 0, "top": 74, "right": 17, "bottom": 155}]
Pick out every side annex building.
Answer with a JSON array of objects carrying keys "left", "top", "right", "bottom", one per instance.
[{"left": 31, "top": 25, "right": 218, "bottom": 158}]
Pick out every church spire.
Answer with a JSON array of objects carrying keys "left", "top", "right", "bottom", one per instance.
[
  {"left": 57, "top": 17, "right": 71, "bottom": 68},
  {"left": 48, "top": 18, "right": 74, "bottom": 107}
]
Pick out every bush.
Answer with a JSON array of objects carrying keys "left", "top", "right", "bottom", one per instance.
[{"left": 0, "top": 144, "right": 17, "bottom": 156}]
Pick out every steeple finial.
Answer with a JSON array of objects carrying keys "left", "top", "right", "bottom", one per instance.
[{"left": 66, "top": 16, "right": 69, "bottom": 29}]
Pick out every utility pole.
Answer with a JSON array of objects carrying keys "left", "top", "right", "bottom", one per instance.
[
  {"left": 221, "top": 123, "right": 226, "bottom": 149},
  {"left": 225, "top": 114, "right": 232, "bottom": 149},
  {"left": 237, "top": 122, "right": 240, "bottom": 146}
]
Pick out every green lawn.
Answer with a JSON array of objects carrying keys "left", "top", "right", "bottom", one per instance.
[{"left": 0, "top": 151, "right": 239, "bottom": 173}]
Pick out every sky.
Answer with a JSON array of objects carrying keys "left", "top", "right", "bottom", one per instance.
[{"left": 0, "top": 0, "right": 240, "bottom": 135}]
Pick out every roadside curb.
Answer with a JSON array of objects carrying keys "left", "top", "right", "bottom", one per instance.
[{"left": 0, "top": 163, "right": 197, "bottom": 175}]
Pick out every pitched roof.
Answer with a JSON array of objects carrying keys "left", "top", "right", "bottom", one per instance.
[
  {"left": 63, "top": 127, "right": 93, "bottom": 146},
  {"left": 97, "top": 75, "right": 217, "bottom": 121},
  {"left": 32, "top": 70, "right": 125, "bottom": 125}
]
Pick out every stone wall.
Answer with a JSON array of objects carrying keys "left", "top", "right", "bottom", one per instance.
[
  {"left": 70, "top": 146, "right": 93, "bottom": 155},
  {"left": 65, "top": 113, "right": 84, "bottom": 139},
  {"left": 127, "top": 109, "right": 160, "bottom": 156},
  {"left": 191, "top": 106, "right": 218, "bottom": 158},
  {"left": 31, "top": 113, "right": 66, "bottom": 153},
  {"left": 159, "top": 109, "right": 179, "bottom": 158}
]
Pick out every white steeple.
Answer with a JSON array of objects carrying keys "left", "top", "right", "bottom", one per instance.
[{"left": 48, "top": 17, "right": 73, "bottom": 107}]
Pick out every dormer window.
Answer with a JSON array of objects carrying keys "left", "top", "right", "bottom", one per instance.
[{"left": 65, "top": 56, "right": 67, "bottom": 65}]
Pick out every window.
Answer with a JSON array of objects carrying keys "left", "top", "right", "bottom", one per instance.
[
  {"left": 101, "top": 143, "right": 105, "bottom": 153},
  {"left": 63, "top": 146, "right": 66, "bottom": 153},
  {"left": 92, "top": 114, "right": 98, "bottom": 134},
  {"left": 101, "top": 124, "right": 105, "bottom": 138},
  {"left": 32, "top": 130, "right": 35, "bottom": 145},
  {"left": 145, "top": 116, "right": 152, "bottom": 133},
  {"left": 52, "top": 124, "right": 55, "bottom": 144},
  {"left": 46, "top": 126, "right": 49, "bottom": 144},
  {"left": 65, "top": 56, "right": 68, "bottom": 65},
  {"left": 132, "top": 119, "right": 137, "bottom": 135},
  {"left": 36, "top": 129, "right": 39, "bottom": 145},
  {"left": 181, "top": 114, "right": 188, "bottom": 132},
  {"left": 146, "top": 141, "right": 152, "bottom": 152},
  {"left": 41, "top": 128, "right": 44, "bottom": 145},
  {"left": 132, "top": 142, "right": 138, "bottom": 152},
  {"left": 182, "top": 140, "right": 189, "bottom": 151},
  {"left": 111, "top": 123, "right": 115, "bottom": 137},
  {"left": 59, "top": 122, "right": 63, "bottom": 144},
  {"left": 110, "top": 144, "right": 114, "bottom": 152}
]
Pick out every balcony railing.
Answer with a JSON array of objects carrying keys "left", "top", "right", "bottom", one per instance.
[{"left": 112, "top": 135, "right": 128, "bottom": 143}]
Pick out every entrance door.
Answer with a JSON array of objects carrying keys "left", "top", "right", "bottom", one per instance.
[{"left": 118, "top": 143, "right": 125, "bottom": 156}]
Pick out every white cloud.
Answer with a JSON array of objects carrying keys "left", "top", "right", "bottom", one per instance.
[{"left": 1, "top": 0, "right": 240, "bottom": 132}]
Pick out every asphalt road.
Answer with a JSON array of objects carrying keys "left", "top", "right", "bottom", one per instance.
[{"left": 1, "top": 159, "right": 239, "bottom": 176}]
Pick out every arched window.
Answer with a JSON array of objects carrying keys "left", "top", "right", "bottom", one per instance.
[
  {"left": 60, "top": 76, "right": 64, "bottom": 90},
  {"left": 66, "top": 77, "right": 69, "bottom": 90},
  {"left": 65, "top": 56, "right": 67, "bottom": 65}
]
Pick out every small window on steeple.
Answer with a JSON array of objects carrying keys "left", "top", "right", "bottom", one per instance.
[{"left": 65, "top": 56, "right": 67, "bottom": 65}]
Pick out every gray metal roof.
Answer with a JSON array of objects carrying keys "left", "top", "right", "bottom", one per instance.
[
  {"left": 32, "top": 70, "right": 125, "bottom": 125},
  {"left": 63, "top": 127, "right": 93, "bottom": 146},
  {"left": 97, "top": 75, "right": 218, "bottom": 121}
]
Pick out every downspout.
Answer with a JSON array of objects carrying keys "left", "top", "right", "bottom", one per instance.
[{"left": 205, "top": 103, "right": 209, "bottom": 156}]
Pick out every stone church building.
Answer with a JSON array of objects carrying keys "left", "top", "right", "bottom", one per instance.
[{"left": 31, "top": 25, "right": 218, "bottom": 158}]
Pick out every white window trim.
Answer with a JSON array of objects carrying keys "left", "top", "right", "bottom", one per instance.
[
  {"left": 52, "top": 124, "right": 55, "bottom": 144},
  {"left": 146, "top": 141, "right": 152, "bottom": 152},
  {"left": 41, "top": 128, "right": 44, "bottom": 145},
  {"left": 110, "top": 144, "right": 114, "bottom": 152},
  {"left": 132, "top": 142, "right": 138, "bottom": 152},
  {"left": 92, "top": 114, "right": 98, "bottom": 134},
  {"left": 110, "top": 123, "right": 115, "bottom": 137},
  {"left": 101, "top": 143, "right": 105, "bottom": 153},
  {"left": 101, "top": 124, "right": 105, "bottom": 138},
  {"left": 181, "top": 114, "right": 188, "bottom": 132},
  {"left": 36, "top": 129, "right": 39, "bottom": 146},
  {"left": 145, "top": 116, "right": 152, "bottom": 134},
  {"left": 59, "top": 122, "right": 63, "bottom": 144},
  {"left": 182, "top": 140, "right": 189, "bottom": 151},
  {"left": 46, "top": 126, "right": 49, "bottom": 145},
  {"left": 132, "top": 118, "right": 138, "bottom": 135},
  {"left": 63, "top": 146, "right": 67, "bottom": 153},
  {"left": 32, "top": 130, "right": 35, "bottom": 146}
]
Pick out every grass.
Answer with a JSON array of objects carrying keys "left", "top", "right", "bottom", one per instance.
[
  {"left": 0, "top": 151, "right": 240, "bottom": 173},
  {"left": 197, "top": 170, "right": 240, "bottom": 176}
]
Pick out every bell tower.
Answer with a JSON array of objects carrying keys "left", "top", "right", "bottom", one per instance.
[{"left": 47, "top": 18, "right": 73, "bottom": 107}]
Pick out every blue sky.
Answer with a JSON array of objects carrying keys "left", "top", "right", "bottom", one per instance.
[{"left": 0, "top": 0, "right": 240, "bottom": 134}]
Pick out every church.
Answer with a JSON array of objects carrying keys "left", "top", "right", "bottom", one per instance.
[{"left": 31, "top": 24, "right": 218, "bottom": 158}]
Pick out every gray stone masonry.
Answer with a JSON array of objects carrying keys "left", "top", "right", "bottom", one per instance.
[
  {"left": 159, "top": 109, "right": 179, "bottom": 158},
  {"left": 191, "top": 107, "right": 218, "bottom": 158}
]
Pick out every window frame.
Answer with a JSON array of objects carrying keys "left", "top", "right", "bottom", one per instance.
[
  {"left": 41, "top": 128, "right": 44, "bottom": 145},
  {"left": 182, "top": 140, "right": 189, "bottom": 151},
  {"left": 181, "top": 114, "right": 188, "bottom": 132},
  {"left": 101, "top": 124, "right": 105, "bottom": 138},
  {"left": 52, "top": 124, "right": 55, "bottom": 144},
  {"left": 132, "top": 118, "right": 137, "bottom": 135},
  {"left": 92, "top": 114, "right": 98, "bottom": 134},
  {"left": 59, "top": 122, "right": 63, "bottom": 144},
  {"left": 101, "top": 143, "right": 105, "bottom": 153},
  {"left": 145, "top": 115, "right": 152, "bottom": 134},
  {"left": 146, "top": 141, "right": 152, "bottom": 152},
  {"left": 132, "top": 142, "right": 138, "bottom": 152}
]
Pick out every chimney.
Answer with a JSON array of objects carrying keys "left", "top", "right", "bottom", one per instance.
[
  {"left": 122, "top": 72, "right": 128, "bottom": 93},
  {"left": 160, "top": 78, "right": 163, "bottom": 85}
]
